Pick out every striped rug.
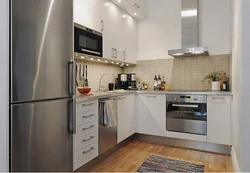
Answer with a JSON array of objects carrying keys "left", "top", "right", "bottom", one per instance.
[{"left": 137, "top": 155, "right": 204, "bottom": 172}]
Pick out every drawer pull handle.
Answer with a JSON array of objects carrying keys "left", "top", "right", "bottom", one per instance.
[
  {"left": 212, "top": 97, "right": 225, "bottom": 100},
  {"left": 82, "top": 114, "right": 95, "bottom": 118},
  {"left": 146, "top": 96, "right": 156, "bottom": 98},
  {"left": 82, "top": 125, "right": 95, "bottom": 130},
  {"left": 82, "top": 147, "right": 94, "bottom": 154},
  {"left": 82, "top": 136, "right": 95, "bottom": 142},
  {"left": 82, "top": 103, "right": 95, "bottom": 107}
]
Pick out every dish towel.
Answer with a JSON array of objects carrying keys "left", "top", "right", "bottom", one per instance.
[{"left": 100, "top": 100, "right": 117, "bottom": 127}]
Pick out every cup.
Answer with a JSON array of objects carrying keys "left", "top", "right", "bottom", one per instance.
[{"left": 108, "top": 83, "right": 114, "bottom": 91}]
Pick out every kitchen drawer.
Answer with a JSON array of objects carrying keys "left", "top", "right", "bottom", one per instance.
[
  {"left": 74, "top": 120, "right": 98, "bottom": 139},
  {"left": 76, "top": 110, "right": 98, "bottom": 126},
  {"left": 73, "top": 141, "right": 98, "bottom": 171},
  {"left": 76, "top": 100, "right": 98, "bottom": 114},
  {"left": 74, "top": 131, "right": 98, "bottom": 152}
]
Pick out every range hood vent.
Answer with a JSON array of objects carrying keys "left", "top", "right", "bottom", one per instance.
[{"left": 168, "top": 0, "right": 209, "bottom": 58}]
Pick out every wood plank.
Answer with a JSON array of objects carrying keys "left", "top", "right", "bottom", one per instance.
[{"left": 91, "top": 140, "right": 234, "bottom": 172}]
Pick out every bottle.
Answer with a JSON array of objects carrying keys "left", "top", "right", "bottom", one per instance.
[
  {"left": 223, "top": 79, "right": 228, "bottom": 91},
  {"left": 137, "top": 82, "right": 142, "bottom": 90},
  {"left": 154, "top": 75, "right": 157, "bottom": 87},
  {"left": 157, "top": 75, "right": 161, "bottom": 86}
]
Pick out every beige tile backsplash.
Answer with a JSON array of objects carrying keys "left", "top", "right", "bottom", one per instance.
[
  {"left": 125, "top": 54, "right": 231, "bottom": 91},
  {"left": 76, "top": 60, "right": 122, "bottom": 93},
  {"left": 76, "top": 54, "right": 231, "bottom": 93}
]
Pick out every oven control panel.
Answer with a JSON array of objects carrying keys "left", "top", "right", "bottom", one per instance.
[{"left": 166, "top": 94, "right": 207, "bottom": 103}]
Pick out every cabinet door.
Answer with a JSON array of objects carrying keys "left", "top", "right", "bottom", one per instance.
[
  {"left": 137, "top": 94, "right": 166, "bottom": 137},
  {"left": 74, "top": 0, "right": 103, "bottom": 32},
  {"left": 102, "top": 2, "right": 124, "bottom": 60},
  {"left": 117, "top": 94, "right": 136, "bottom": 143},
  {"left": 207, "top": 96, "right": 231, "bottom": 145},
  {"left": 120, "top": 16, "right": 137, "bottom": 64}
]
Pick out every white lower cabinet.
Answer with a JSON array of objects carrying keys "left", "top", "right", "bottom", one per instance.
[
  {"left": 73, "top": 142, "right": 98, "bottom": 171},
  {"left": 117, "top": 94, "right": 136, "bottom": 143},
  {"left": 207, "top": 96, "right": 231, "bottom": 145},
  {"left": 73, "top": 99, "right": 99, "bottom": 171},
  {"left": 137, "top": 94, "right": 166, "bottom": 137}
]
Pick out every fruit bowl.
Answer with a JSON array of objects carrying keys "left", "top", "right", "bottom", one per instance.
[{"left": 77, "top": 87, "right": 91, "bottom": 94}]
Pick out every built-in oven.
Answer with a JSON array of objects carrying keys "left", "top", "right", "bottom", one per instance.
[
  {"left": 166, "top": 94, "right": 207, "bottom": 135},
  {"left": 74, "top": 23, "right": 103, "bottom": 57}
]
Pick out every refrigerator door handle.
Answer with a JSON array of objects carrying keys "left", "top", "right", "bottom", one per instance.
[
  {"left": 72, "top": 99, "right": 76, "bottom": 134},
  {"left": 68, "top": 60, "right": 76, "bottom": 95},
  {"left": 68, "top": 98, "right": 76, "bottom": 134}
]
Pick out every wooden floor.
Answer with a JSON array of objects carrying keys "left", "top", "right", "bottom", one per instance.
[{"left": 91, "top": 140, "right": 234, "bottom": 172}]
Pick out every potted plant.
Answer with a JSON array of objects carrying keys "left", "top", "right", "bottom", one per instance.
[{"left": 202, "top": 71, "right": 224, "bottom": 91}]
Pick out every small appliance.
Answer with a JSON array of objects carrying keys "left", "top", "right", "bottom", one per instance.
[
  {"left": 127, "top": 73, "right": 137, "bottom": 90},
  {"left": 118, "top": 73, "right": 128, "bottom": 89},
  {"left": 74, "top": 23, "right": 103, "bottom": 57}
]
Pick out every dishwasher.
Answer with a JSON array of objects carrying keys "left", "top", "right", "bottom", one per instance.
[{"left": 99, "top": 97, "right": 118, "bottom": 155}]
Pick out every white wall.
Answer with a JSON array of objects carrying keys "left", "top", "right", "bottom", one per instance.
[
  {"left": 137, "top": 0, "right": 231, "bottom": 60},
  {"left": 232, "top": 0, "right": 250, "bottom": 171},
  {"left": 0, "top": 0, "right": 9, "bottom": 171},
  {"left": 239, "top": 0, "right": 250, "bottom": 171}
]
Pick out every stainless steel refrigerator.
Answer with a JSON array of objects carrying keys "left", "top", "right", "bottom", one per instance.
[{"left": 10, "top": 0, "right": 75, "bottom": 171}]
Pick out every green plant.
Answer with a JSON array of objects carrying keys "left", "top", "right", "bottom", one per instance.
[{"left": 202, "top": 71, "right": 224, "bottom": 84}]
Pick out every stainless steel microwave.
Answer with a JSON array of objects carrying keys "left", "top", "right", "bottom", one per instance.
[{"left": 74, "top": 23, "right": 103, "bottom": 57}]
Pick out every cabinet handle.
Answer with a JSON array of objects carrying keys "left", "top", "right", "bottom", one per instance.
[
  {"left": 82, "top": 103, "right": 95, "bottom": 107},
  {"left": 82, "top": 136, "right": 95, "bottom": 142},
  {"left": 123, "top": 51, "right": 126, "bottom": 60},
  {"left": 82, "top": 147, "right": 94, "bottom": 154},
  {"left": 82, "top": 125, "right": 95, "bottom": 130},
  {"left": 114, "top": 49, "right": 117, "bottom": 59},
  {"left": 134, "top": 3, "right": 140, "bottom": 8},
  {"left": 82, "top": 114, "right": 95, "bottom": 119},
  {"left": 112, "top": 48, "right": 115, "bottom": 59},
  {"left": 101, "top": 20, "right": 104, "bottom": 32},
  {"left": 212, "top": 97, "right": 225, "bottom": 100},
  {"left": 118, "top": 97, "right": 126, "bottom": 100},
  {"left": 146, "top": 96, "right": 156, "bottom": 98}
]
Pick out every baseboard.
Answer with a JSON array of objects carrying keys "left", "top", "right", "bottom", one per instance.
[{"left": 231, "top": 147, "right": 240, "bottom": 172}]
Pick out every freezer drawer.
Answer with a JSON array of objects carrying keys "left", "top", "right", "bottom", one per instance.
[{"left": 11, "top": 98, "right": 74, "bottom": 172}]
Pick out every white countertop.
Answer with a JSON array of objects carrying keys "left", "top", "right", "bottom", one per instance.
[
  {"left": 75, "top": 90, "right": 232, "bottom": 102},
  {"left": 136, "top": 90, "right": 233, "bottom": 96}
]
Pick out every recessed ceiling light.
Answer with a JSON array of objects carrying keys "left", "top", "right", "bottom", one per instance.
[
  {"left": 118, "top": 0, "right": 121, "bottom": 3},
  {"left": 105, "top": 60, "right": 108, "bottom": 63},
  {"left": 90, "top": 58, "right": 94, "bottom": 60},
  {"left": 126, "top": 64, "right": 129, "bottom": 66},
  {"left": 122, "top": 15, "right": 127, "bottom": 18},
  {"left": 81, "top": 56, "right": 85, "bottom": 59},
  {"left": 116, "top": 62, "right": 119, "bottom": 65},
  {"left": 111, "top": 61, "right": 114, "bottom": 64},
  {"left": 104, "top": 2, "right": 110, "bottom": 6},
  {"left": 134, "top": 12, "right": 137, "bottom": 16},
  {"left": 97, "top": 59, "right": 101, "bottom": 61}
]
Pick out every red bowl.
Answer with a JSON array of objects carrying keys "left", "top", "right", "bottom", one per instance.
[{"left": 77, "top": 87, "right": 91, "bottom": 94}]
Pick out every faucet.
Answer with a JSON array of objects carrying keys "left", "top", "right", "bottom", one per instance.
[{"left": 98, "top": 73, "right": 117, "bottom": 92}]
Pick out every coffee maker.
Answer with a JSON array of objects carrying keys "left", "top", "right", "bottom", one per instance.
[
  {"left": 118, "top": 73, "right": 128, "bottom": 89},
  {"left": 127, "top": 73, "right": 137, "bottom": 90}
]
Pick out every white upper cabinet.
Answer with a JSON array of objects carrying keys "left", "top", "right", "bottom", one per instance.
[
  {"left": 74, "top": 0, "right": 137, "bottom": 64},
  {"left": 207, "top": 96, "right": 231, "bottom": 145},
  {"left": 74, "top": 0, "right": 103, "bottom": 32}
]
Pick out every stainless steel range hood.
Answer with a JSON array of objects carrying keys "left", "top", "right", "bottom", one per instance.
[{"left": 168, "top": 0, "right": 209, "bottom": 58}]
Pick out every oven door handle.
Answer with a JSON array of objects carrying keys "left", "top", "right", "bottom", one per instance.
[{"left": 172, "top": 104, "right": 199, "bottom": 108}]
